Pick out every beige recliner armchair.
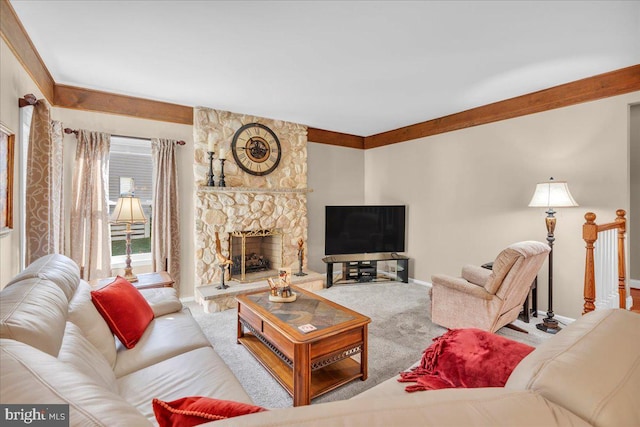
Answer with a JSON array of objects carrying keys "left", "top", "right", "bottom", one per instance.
[{"left": 430, "top": 241, "right": 550, "bottom": 332}]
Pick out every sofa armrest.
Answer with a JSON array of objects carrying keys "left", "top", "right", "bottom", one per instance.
[
  {"left": 139, "top": 288, "right": 183, "bottom": 317},
  {"left": 461, "top": 265, "right": 491, "bottom": 287},
  {"left": 431, "top": 274, "right": 493, "bottom": 300}
]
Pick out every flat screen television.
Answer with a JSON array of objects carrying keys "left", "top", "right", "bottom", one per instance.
[{"left": 325, "top": 205, "right": 406, "bottom": 255}]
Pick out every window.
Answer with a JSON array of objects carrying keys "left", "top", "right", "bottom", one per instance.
[{"left": 108, "top": 137, "right": 153, "bottom": 265}]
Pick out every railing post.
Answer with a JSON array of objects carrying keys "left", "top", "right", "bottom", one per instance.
[
  {"left": 583, "top": 212, "right": 597, "bottom": 314},
  {"left": 616, "top": 209, "right": 627, "bottom": 309}
]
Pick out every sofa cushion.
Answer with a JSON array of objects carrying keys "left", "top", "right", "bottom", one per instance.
[
  {"left": 506, "top": 308, "right": 640, "bottom": 427},
  {"left": 68, "top": 281, "right": 117, "bottom": 367},
  {"left": 0, "top": 339, "right": 152, "bottom": 427},
  {"left": 118, "top": 347, "right": 253, "bottom": 423},
  {"left": 140, "top": 287, "right": 183, "bottom": 317},
  {"left": 211, "top": 389, "right": 590, "bottom": 427},
  {"left": 58, "top": 322, "right": 119, "bottom": 394},
  {"left": 0, "top": 277, "right": 68, "bottom": 356},
  {"left": 91, "top": 276, "right": 154, "bottom": 349},
  {"left": 5, "top": 254, "right": 80, "bottom": 301},
  {"left": 153, "top": 396, "right": 265, "bottom": 427},
  {"left": 113, "top": 310, "right": 211, "bottom": 378}
]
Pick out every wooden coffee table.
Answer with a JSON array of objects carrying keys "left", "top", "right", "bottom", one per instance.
[{"left": 236, "top": 285, "right": 371, "bottom": 406}]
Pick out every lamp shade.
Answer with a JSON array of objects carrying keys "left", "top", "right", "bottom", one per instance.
[
  {"left": 110, "top": 196, "right": 147, "bottom": 224},
  {"left": 528, "top": 178, "right": 578, "bottom": 208}
]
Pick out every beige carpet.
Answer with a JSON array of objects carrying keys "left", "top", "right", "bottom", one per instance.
[{"left": 186, "top": 281, "right": 550, "bottom": 408}]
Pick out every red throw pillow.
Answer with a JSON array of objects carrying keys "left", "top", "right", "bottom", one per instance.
[
  {"left": 91, "top": 276, "right": 154, "bottom": 349},
  {"left": 399, "top": 328, "right": 534, "bottom": 392},
  {"left": 152, "top": 397, "right": 267, "bottom": 427}
]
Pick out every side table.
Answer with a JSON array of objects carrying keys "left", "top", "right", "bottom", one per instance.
[{"left": 90, "top": 271, "right": 174, "bottom": 290}]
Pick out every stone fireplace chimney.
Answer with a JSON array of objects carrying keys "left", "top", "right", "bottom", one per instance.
[{"left": 193, "top": 108, "right": 309, "bottom": 288}]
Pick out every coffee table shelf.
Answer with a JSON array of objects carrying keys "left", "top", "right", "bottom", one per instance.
[{"left": 238, "top": 334, "right": 363, "bottom": 399}]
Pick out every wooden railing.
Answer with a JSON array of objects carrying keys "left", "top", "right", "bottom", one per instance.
[{"left": 583, "top": 210, "right": 626, "bottom": 314}]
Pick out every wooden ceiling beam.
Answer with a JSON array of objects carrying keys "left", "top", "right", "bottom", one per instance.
[
  {"left": 364, "top": 64, "right": 640, "bottom": 149},
  {"left": 307, "top": 127, "right": 364, "bottom": 149},
  {"left": 3, "top": 0, "right": 638, "bottom": 148},
  {"left": 54, "top": 84, "right": 193, "bottom": 125},
  {"left": 0, "top": 0, "right": 54, "bottom": 102}
]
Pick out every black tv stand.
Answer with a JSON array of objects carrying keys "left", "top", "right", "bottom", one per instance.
[{"left": 322, "top": 253, "right": 410, "bottom": 287}]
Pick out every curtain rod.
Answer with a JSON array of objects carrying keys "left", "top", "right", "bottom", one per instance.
[
  {"left": 19, "top": 93, "right": 39, "bottom": 107},
  {"left": 63, "top": 127, "right": 186, "bottom": 146}
]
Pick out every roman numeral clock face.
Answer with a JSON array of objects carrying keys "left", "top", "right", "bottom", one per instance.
[{"left": 231, "top": 123, "right": 282, "bottom": 176}]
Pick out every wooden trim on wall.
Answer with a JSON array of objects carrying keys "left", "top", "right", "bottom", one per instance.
[
  {"left": 55, "top": 84, "right": 193, "bottom": 125},
  {"left": 365, "top": 64, "right": 640, "bottom": 149},
  {"left": 307, "top": 127, "right": 364, "bottom": 149},
  {"left": 0, "top": 0, "right": 55, "bottom": 102},
  {"left": 2, "top": 0, "right": 638, "bottom": 147}
]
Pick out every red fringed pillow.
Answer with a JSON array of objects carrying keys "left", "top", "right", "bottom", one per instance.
[
  {"left": 152, "top": 397, "right": 267, "bottom": 427},
  {"left": 399, "top": 328, "right": 534, "bottom": 392},
  {"left": 91, "top": 276, "right": 154, "bottom": 349}
]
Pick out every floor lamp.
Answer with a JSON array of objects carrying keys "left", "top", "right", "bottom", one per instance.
[
  {"left": 110, "top": 196, "right": 148, "bottom": 283},
  {"left": 528, "top": 177, "right": 578, "bottom": 334}
]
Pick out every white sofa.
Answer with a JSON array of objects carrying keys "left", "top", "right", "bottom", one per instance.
[
  {"left": 0, "top": 254, "right": 252, "bottom": 426},
  {"left": 213, "top": 306, "right": 640, "bottom": 427},
  {"left": 2, "top": 254, "right": 639, "bottom": 426}
]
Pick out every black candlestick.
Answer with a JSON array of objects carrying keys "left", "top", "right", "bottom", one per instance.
[
  {"left": 207, "top": 151, "right": 215, "bottom": 186},
  {"left": 219, "top": 159, "right": 226, "bottom": 187}
]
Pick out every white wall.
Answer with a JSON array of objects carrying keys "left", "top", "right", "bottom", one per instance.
[
  {"left": 306, "top": 142, "right": 365, "bottom": 273},
  {"left": 364, "top": 91, "right": 640, "bottom": 319}
]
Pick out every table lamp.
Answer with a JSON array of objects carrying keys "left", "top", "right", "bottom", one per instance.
[{"left": 110, "top": 196, "right": 147, "bottom": 282}]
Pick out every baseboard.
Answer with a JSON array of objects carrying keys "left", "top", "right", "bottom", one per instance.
[
  {"left": 410, "top": 278, "right": 431, "bottom": 287},
  {"left": 627, "top": 295, "right": 634, "bottom": 310},
  {"left": 630, "top": 279, "right": 640, "bottom": 289},
  {"left": 535, "top": 311, "right": 575, "bottom": 326}
]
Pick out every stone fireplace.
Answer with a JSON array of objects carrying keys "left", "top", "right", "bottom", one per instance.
[{"left": 192, "top": 107, "right": 310, "bottom": 292}]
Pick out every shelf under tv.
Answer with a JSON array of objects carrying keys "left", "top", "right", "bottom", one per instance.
[{"left": 321, "top": 253, "right": 409, "bottom": 287}]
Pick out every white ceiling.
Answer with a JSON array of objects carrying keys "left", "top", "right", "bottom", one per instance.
[{"left": 9, "top": 1, "right": 640, "bottom": 136}]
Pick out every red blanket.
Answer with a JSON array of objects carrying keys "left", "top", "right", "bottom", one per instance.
[{"left": 398, "top": 328, "right": 534, "bottom": 392}]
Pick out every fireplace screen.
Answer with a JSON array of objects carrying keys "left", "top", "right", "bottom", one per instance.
[{"left": 230, "top": 229, "right": 283, "bottom": 282}]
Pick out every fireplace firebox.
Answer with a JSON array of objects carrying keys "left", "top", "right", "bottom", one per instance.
[{"left": 230, "top": 229, "right": 283, "bottom": 282}]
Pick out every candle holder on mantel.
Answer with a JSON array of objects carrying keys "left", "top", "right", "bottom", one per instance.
[
  {"left": 218, "top": 159, "right": 226, "bottom": 187},
  {"left": 207, "top": 152, "right": 215, "bottom": 187}
]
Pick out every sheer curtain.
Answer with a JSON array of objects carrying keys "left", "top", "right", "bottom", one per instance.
[
  {"left": 151, "top": 138, "right": 181, "bottom": 290},
  {"left": 70, "top": 130, "right": 111, "bottom": 280},
  {"left": 25, "top": 100, "right": 64, "bottom": 265}
]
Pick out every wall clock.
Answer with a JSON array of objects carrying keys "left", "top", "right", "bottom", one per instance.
[{"left": 231, "top": 123, "right": 282, "bottom": 176}]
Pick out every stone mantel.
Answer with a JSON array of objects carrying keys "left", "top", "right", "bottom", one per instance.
[{"left": 197, "top": 186, "right": 313, "bottom": 194}]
